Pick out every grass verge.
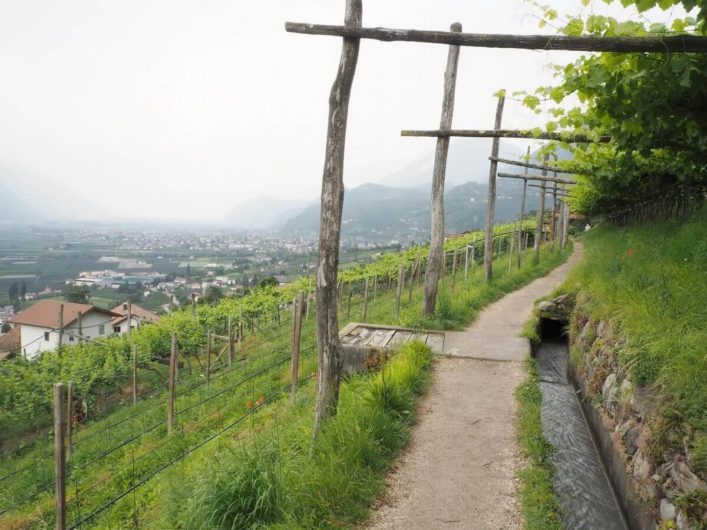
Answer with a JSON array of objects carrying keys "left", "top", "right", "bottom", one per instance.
[
  {"left": 144, "top": 341, "right": 433, "bottom": 529},
  {"left": 515, "top": 358, "right": 562, "bottom": 530}
]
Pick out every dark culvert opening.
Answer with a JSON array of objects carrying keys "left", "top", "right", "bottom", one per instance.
[{"left": 538, "top": 317, "right": 567, "bottom": 341}]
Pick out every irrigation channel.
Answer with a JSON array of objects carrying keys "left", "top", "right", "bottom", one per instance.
[{"left": 535, "top": 319, "right": 628, "bottom": 530}]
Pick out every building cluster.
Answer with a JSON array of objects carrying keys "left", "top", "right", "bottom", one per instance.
[{"left": 72, "top": 269, "right": 165, "bottom": 289}]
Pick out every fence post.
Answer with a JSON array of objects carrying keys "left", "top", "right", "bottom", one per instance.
[
  {"left": 407, "top": 261, "right": 415, "bottom": 303},
  {"left": 291, "top": 291, "right": 304, "bottom": 401},
  {"left": 395, "top": 264, "right": 404, "bottom": 319},
  {"left": 305, "top": 290, "right": 311, "bottom": 320},
  {"left": 167, "top": 333, "right": 177, "bottom": 434},
  {"left": 53, "top": 383, "right": 66, "bottom": 530},
  {"left": 464, "top": 245, "right": 469, "bottom": 282},
  {"left": 132, "top": 345, "right": 138, "bottom": 406},
  {"left": 362, "top": 278, "right": 369, "bottom": 322},
  {"left": 227, "top": 316, "right": 234, "bottom": 367},
  {"left": 372, "top": 274, "right": 377, "bottom": 303},
  {"left": 206, "top": 330, "right": 212, "bottom": 388},
  {"left": 508, "top": 234, "right": 514, "bottom": 272},
  {"left": 65, "top": 381, "right": 73, "bottom": 461},
  {"left": 346, "top": 283, "right": 352, "bottom": 320},
  {"left": 451, "top": 251, "right": 457, "bottom": 292}
]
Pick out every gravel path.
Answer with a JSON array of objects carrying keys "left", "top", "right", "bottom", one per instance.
[{"left": 366, "top": 246, "right": 583, "bottom": 530}]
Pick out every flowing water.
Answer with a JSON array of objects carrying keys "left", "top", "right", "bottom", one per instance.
[{"left": 536, "top": 337, "right": 628, "bottom": 530}]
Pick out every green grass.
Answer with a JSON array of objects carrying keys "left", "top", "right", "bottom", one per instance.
[
  {"left": 133, "top": 341, "right": 433, "bottom": 529},
  {"left": 563, "top": 208, "right": 707, "bottom": 472},
  {"left": 515, "top": 359, "right": 563, "bottom": 530}
]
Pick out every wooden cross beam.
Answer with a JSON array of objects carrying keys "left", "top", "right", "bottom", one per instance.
[
  {"left": 490, "top": 156, "right": 589, "bottom": 175},
  {"left": 498, "top": 172, "right": 575, "bottom": 185},
  {"left": 401, "top": 129, "right": 610, "bottom": 143},
  {"left": 285, "top": 23, "right": 707, "bottom": 53},
  {"left": 529, "top": 183, "right": 573, "bottom": 196}
]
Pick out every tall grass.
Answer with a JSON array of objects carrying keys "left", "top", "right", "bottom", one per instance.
[
  {"left": 564, "top": 207, "right": 707, "bottom": 472},
  {"left": 155, "top": 341, "right": 433, "bottom": 529}
]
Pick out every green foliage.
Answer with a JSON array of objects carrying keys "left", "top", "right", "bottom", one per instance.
[
  {"left": 522, "top": 0, "right": 706, "bottom": 215},
  {"left": 65, "top": 283, "right": 91, "bottom": 304},
  {"left": 563, "top": 208, "right": 707, "bottom": 471},
  {"left": 515, "top": 359, "right": 563, "bottom": 530}
]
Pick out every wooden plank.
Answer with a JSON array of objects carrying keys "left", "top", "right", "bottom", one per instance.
[
  {"left": 422, "top": 22, "right": 462, "bottom": 317},
  {"left": 291, "top": 291, "right": 304, "bottom": 401},
  {"left": 285, "top": 22, "right": 707, "bottom": 53},
  {"left": 366, "top": 328, "right": 396, "bottom": 348},
  {"left": 426, "top": 333, "right": 445, "bottom": 354},
  {"left": 387, "top": 330, "right": 413, "bottom": 348},
  {"left": 490, "top": 156, "right": 587, "bottom": 175},
  {"left": 348, "top": 327, "right": 373, "bottom": 346},
  {"left": 498, "top": 172, "right": 574, "bottom": 185}
]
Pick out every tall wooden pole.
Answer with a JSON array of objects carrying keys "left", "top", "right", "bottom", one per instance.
[
  {"left": 206, "top": 330, "right": 211, "bottom": 388},
  {"left": 167, "top": 333, "right": 177, "bottom": 434},
  {"left": 313, "top": 0, "right": 362, "bottom": 439},
  {"left": 551, "top": 179, "right": 558, "bottom": 251},
  {"left": 58, "top": 304, "right": 64, "bottom": 350},
  {"left": 65, "top": 381, "right": 73, "bottom": 461},
  {"left": 483, "top": 94, "right": 506, "bottom": 283},
  {"left": 422, "top": 22, "right": 462, "bottom": 317},
  {"left": 362, "top": 277, "right": 369, "bottom": 322},
  {"left": 395, "top": 264, "right": 405, "bottom": 319},
  {"left": 227, "top": 316, "right": 234, "bottom": 366},
  {"left": 53, "top": 383, "right": 66, "bottom": 530},
  {"left": 517, "top": 145, "right": 529, "bottom": 269},
  {"left": 533, "top": 155, "right": 548, "bottom": 263},
  {"left": 291, "top": 291, "right": 304, "bottom": 401},
  {"left": 132, "top": 345, "right": 138, "bottom": 406}
]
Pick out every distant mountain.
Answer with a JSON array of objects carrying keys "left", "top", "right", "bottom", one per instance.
[
  {"left": 0, "top": 162, "right": 107, "bottom": 222},
  {"left": 378, "top": 138, "right": 525, "bottom": 189},
  {"left": 280, "top": 179, "right": 541, "bottom": 242},
  {"left": 225, "top": 196, "right": 310, "bottom": 229}
]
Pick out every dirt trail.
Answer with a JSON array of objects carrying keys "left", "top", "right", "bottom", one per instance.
[{"left": 367, "top": 245, "right": 583, "bottom": 529}]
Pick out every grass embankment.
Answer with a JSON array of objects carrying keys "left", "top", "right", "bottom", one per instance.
[
  {"left": 132, "top": 342, "right": 433, "bottom": 529},
  {"left": 563, "top": 209, "right": 707, "bottom": 473},
  {"left": 515, "top": 359, "right": 562, "bottom": 530}
]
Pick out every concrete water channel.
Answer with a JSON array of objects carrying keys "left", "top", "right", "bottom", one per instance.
[{"left": 536, "top": 320, "right": 629, "bottom": 530}]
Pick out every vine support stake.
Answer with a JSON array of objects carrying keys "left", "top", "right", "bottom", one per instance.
[
  {"left": 395, "top": 263, "right": 405, "bottom": 319},
  {"left": 167, "top": 333, "right": 177, "bottom": 434},
  {"left": 422, "top": 22, "right": 462, "bottom": 317},
  {"left": 517, "top": 146, "right": 529, "bottom": 269},
  {"left": 362, "top": 277, "right": 369, "bottom": 322},
  {"left": 206, "top": 330, "right": 212, "bottom": 388},
  {"left": 483, "top": 94, "right": 506, "bottom": 283},
  {"left": 132, "top": 345, "right": 138, "bottom": 406},
  {"left": 451, "top": 251, "right": 457, "bottom": 292},
  {"left": 65, "top": 381, "right": 73, "bottom": 461},
  {"left": 227, "top": 316, "right": 234, "bottom": 367},
  {"left": 53, "top": 383, "right": 66, "bottom": 530},
  {"left": 533, "top": 154, "right": 549, "bottom": 263},
  {"left": 291, "top": 291, "right": 304, "bottom": 401}
]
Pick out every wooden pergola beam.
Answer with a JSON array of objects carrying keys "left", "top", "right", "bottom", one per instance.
[
  {"left": 401, "top": 129, "right": 610, "bottom": 143},
  {"left": 285, "top": 23, "right": 707, "bottom": 53},
  {"left": 490, "top": 156, "right": 588, "bottom": 175},
  {"left": 498, "top": 172, "right": 575, "bottom": 185},
  {"left": 529, "top": 183, "right": 573, "bottom": 196}
]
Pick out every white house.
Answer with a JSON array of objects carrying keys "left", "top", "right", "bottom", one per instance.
[
  {"left": 109, "top": 302, "right": 160, "bottom": 334},
  {"left": 10, "top": 300, "right": 120, "bottom": 360}
]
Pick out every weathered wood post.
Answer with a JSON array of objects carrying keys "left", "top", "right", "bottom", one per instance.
[
  {"left": 550, "top": 179, "right": 558, "bottom": 251},
  {"left": 372, "top": 274, "right": 377, "bottom": 303},
  {"left": 407, "top": 261, "right": 415, "bottom": 303},
  {"left": 305, "top": 290, "right": 311, "bottom": 320},
  {"left": 362, "top": 277, "right": 369, "bottom": 322},
  {"left": 58, "top": 304, "right": 64, "bottom": 350},
  {"left": 238, "top": 303, "right": 244, "bottom": 344},
  {"left": 451, "top": 251, "right": 457, "bottom": 292},
  {"left": 533, "top": 155, "right": 549, "bottom": 263},
  {"left": 346, "top": 283, "right": 353, "bottom": 320},
  {"left": 65, "top": 381, "right": 73, "bottom": 461},
  {"left": 483, "top": 94, "right": 506, "bottom": 283},
  {"left": 53, "top": 383, "right": 66, "bottom": 530},
  {"left": 206, "top": 330, "right": 212, "bottom": 388},
  {"left": 422, "top": 22, "right": 462, "bottom": 317},
  {"left": 227, "top": 316, "right": 234, "bottom": 367},
  {"left": 464, "top": 245, "right": 469, "bottom": 282},
  {"left": 395, "top": 263, "right": 404, "bottom": 319},
  {"left": 312, "top": 0, "right": 362, "bottom": 438},
  {"left": 167, "top": 333, "right": 177, "bottom": 434},
  {"left": 132, "top": 345, "right": 138, "bottom": 405},
  {"left": 517, "top": 146, "right": 530, "bottom": 269},
  {"left": 508, "top": 234, "right": 514, "bottom": 272},
  {"left": 291, "top": 291, "right": 304, "bottom": 401}
]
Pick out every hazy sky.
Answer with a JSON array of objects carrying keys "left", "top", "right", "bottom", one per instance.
[{"left": 0, "top": 1, "right": 684, "bottom": 220}]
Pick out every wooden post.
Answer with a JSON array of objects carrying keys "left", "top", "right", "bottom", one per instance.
[
  {"left": 508, "top": 235, "right": 514, "bottom": 272},
  {"left": 422, "top": 22, "right": 462, "bottom": 317},
  {"left": 346, "top": 284, "right": 352, "bottom": 320},
  {"left": 407, "top": 261, "right": 415, "bottom": 303},
  {"left": 533, "top": 154, "right": 548, "bottom": 263},
  {"left": 132, "top": 345, "right": 138, "bottom": 406},
  {"left": 395, "top": 263, "right": 404, "bottom": 319},
  {"left": 65, "top": 381, "right": 73, "bottom": 461},
  {"left": 239, "top": 304, "right": 244, "bottom": 343},
  {"left": 58, "top": 304, "right": 64, "bottom": 350},
  {"left": 206, "top": 330, "right": 211, "bottom": 388},
  {"left": 464, "top": 245, "right": 469, "bottom": 282},
  {"left": 470, "top": 244, "right": 476, "bottom": 269},
  {"left": 372, "top": 274, "right": 377, "bottom": 303},
  {"left": 313, "top": 0, "right": 362, "bottom": 439},
  {"left": 483, "top": 94, "right": 506, "bottom": 283},
  {"left": 451, "top": 251, "right": 457, "bottom": 292},
  {"left": 167, "top": 333, "right": 177, "bottom": 434},
  {"left": 291, "top": 291, "right": 304, "bottom": 401},
  {"left": 53, "top": 383, "right": 66, "bottom": 530},
  {"left": 77, "top": 311, "right": 82, "bottom": 341},
  {"left": 305, "top": 291, "right": 311, "bottom": 320},
  {"left": 362, "top": 277, "right": 369, "bottom": 322},
  {"left": 517, "top": 145, "right": 529, "bottom": 269},
  {"left": 550, "top": 179, "right": 558, "bottom": 251},
  {"left": 227, "top": 316, "right": 234, "bottom": 366},
  {"left": 440, "top": 251, "right": 446, "bottom": 278},
  {"left": 127, "top": 299, "right": 132, "bottom": 338}
]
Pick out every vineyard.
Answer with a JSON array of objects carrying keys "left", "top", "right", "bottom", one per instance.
[{"left": 0, "top": 219, "right": 576, "bottom": 529}]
